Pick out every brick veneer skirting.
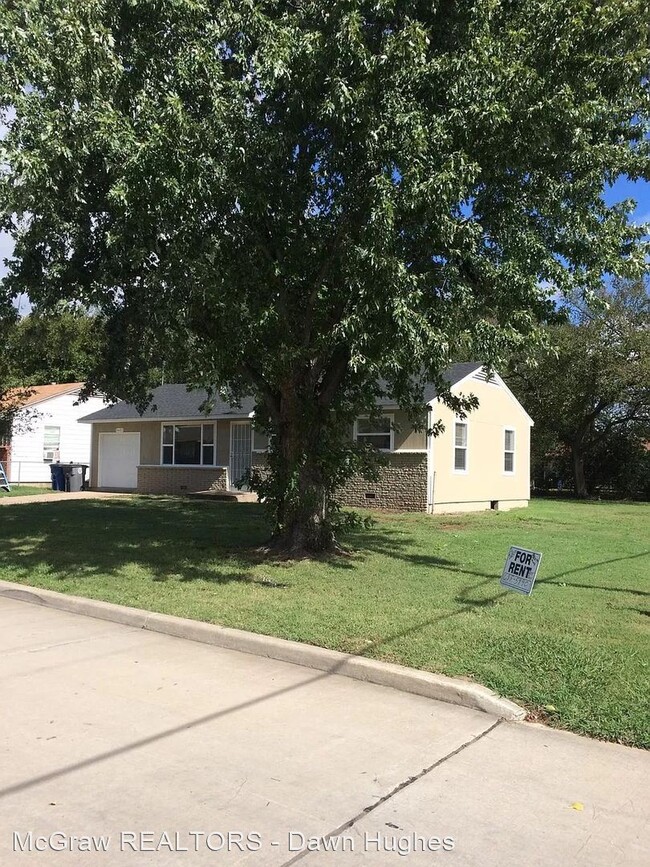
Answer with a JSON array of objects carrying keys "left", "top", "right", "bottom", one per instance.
[
  {"left": 137, "top": 465, "right": 228, "bottom": 494},
  {"left": 337, "top": 453, "right": 428, "bottom": 512}
]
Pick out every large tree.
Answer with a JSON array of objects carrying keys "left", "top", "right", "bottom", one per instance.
[
  {"left": 1, "top": 1, "right": 648, "bottom": 551},
  {"left": 509, "top": 278, "right": 650, "bottom": 497}
]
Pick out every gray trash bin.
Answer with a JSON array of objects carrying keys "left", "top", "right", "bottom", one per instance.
[{"left": 60, "top": 464, "right": 88, "bottom": 492}]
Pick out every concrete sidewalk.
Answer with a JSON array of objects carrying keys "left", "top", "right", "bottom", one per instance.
[{"left": 1, "top": 597, "right": 648, "bottom": 866}]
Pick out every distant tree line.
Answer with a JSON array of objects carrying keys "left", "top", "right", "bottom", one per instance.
[
  {"left": 0, "top": 305, "right": 191, "bottom": 440},
  {"left": 3, "top": 305, "right": 192, "bottom": 391},
  {"left": 508, "top": 277, "right": 650, "bottom": 500}
]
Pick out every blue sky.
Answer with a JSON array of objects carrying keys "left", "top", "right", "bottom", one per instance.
[{"left": 604, "top": 176, "right": 650, "bottom": 225}]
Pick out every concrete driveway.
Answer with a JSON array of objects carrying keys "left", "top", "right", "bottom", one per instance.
[
  {"left": 1, "top": 597, "right": 648, "bottom": 866},
  {"left": 0, "top": 492, "right": 131, "bottom": 506}
]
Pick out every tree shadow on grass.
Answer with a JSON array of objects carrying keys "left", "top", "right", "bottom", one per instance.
[
  {"left": 0, "top": 497, "right": 646, "bottom": 604},
  {"left": 344, "top": 522, "right": 650, "bottom": 600},
  {"left": 0, "top": 497, "right": 455, "bottom": 588},
  {"left": 0, "top": 498, "right": 278, "bottom": 588}
]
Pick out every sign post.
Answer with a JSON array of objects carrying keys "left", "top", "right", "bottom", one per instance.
[{"left": 500, "top": 546, "right": 542, "bottom": 596}]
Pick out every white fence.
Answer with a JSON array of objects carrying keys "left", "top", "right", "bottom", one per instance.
[{"left": 8, "top": 461, "right": 55, "bottom": 485}]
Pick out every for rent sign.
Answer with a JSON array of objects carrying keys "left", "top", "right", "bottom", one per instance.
[{"left": 500, "top": 547, "right": 542, "bottom": 595}]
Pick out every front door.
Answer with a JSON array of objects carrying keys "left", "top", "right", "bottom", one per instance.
[{"left": 229, "top": 422, "right": 252, "bottom": 489}]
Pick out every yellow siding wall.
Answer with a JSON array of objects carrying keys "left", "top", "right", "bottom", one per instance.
[
  {"left": 432, "top": 378, "right": 531, "bottom": 512},
  {"left": 250, "top": 416, "right": 425, "bottom": 453}
]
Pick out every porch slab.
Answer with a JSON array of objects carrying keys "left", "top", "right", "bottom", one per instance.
[{"left": 188, "top": 490, "right": 259, "bottom": 503}]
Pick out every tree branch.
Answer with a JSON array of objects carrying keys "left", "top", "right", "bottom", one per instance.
[
  {"left": 317, "top": 345, "right": 350, "bottom": 408},
  {"left": 240, "top": 362, "right": 281, "bottom": 425},
  {"left": 302, "top": 222, "right": 347, "bottom": 348}
]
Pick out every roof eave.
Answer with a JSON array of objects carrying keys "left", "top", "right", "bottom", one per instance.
[
  {"left": 81, "top": 412, "right": 254, "bottom": 424},
  {"left": 21, "top": 386, "right": 84, "bottom": 409}
]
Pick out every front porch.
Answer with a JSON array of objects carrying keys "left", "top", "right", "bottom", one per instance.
[{"left": 187, "top": 489, "right": 259, "bottom": 503}]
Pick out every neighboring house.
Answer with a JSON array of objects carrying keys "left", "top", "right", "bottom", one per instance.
[
  {"left": 80, "top": 362, "right": 533, "bottom": 514},
  {"left": 2, "top": 383, "right": 106, "bottom": 484}
]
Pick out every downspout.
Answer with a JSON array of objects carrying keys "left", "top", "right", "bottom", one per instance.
[{"left": 426, "top": 405, "right": 435, "bottom": 514}]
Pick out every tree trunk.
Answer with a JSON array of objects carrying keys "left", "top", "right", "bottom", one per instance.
[
  {"left": 572, "top": 446, "right": 588, "bottom": 498},
  {"left": 273, "top": 494, "right": 333, "bottom": 555},
  {"left": 269, "top": 461, "right": 335, "bottom": 555},
  {"left": 265, "top": 392, "right": 336, "bottom": 557}
]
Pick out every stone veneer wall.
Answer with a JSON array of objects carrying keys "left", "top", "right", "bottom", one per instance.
[
  {"left": 337, "top": 453, "right": 428, "bottom": 512},
  {"left": 137, "top": 465, "right": 228, "bottom": 494},
  {"left": 249, "top": 452, "right": 427, "bottom": 512}
]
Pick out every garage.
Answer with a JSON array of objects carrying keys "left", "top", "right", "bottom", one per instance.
[{"left": 98, "top": 432, "right": 140, "bottom": 489}]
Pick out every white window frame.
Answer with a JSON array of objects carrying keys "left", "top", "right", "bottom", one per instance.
[
  {"left": 453, "top": 420, "right": 468, "bottom": 474},
  {"left": 160, "top": 423, "right": 216, "bottom": 467},
  {"left": 503, "top": 427, "right": 516, "bottom": 475},
  {"left": 353, "top": 413, "right": 394, "bottom": 452}
]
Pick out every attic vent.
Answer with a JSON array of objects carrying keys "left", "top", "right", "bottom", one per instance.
[{"left": 473, "top": 369, "right": 498, "bottom": 384}]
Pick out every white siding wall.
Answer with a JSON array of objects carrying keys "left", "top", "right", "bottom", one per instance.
[{"left": 9, "top": 393, "right": 106, "bottom": 483}]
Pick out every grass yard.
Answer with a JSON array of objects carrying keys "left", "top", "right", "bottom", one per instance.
[
  {"left": 0, "top": 485, "right": 54, "bottom": 498},
  {"left": 0, "top": 496, "right": 647, "bottom": 747}
]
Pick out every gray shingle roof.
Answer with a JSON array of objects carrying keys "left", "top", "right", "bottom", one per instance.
[
  {"left": 79, "top": 363, "right": 484, "bottom": 423},
  {"left": 377, "top": 362, "right": 484, "bottom": 406},
  {"left": 424, "top": 361, "right": 484, "bottom": 402},
  {"left": 79, "top": 386, "right": 256, "bottom": 423}
]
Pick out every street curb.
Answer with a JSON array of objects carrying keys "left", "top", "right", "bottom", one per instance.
[{"left": 0, "top": 580, "right": 526, "bottom": 720}]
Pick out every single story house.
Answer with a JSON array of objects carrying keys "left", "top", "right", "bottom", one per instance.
[
  {"left": 80, "top": 362, "right": 533, "bottom": 513},
  {"left": 1, "top": 383, "right": 106, "bottom": 484}
]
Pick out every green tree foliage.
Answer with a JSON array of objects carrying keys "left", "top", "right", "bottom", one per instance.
[
  {"left": 582, "top": 426, "right": 650, "bottom": 499},
  {"left": 1, "top": 304, "right": 101, "bottom": 441},
  {"left": 0, "top": 304, "right": 19, "bottom": 444},
  {"left": 509, "top": 278, "right": 650, "bottom": 498},
  {"left": 1, "top": 2, "right": 649, "bottom": 550},
  {"left": 3, "top": 306, "right": 192, "bottom": 393},
  {"left": 6, "top": 307, "right": 104, "bottom": 387}
]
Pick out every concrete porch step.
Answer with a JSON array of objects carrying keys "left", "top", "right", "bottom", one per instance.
[{"left": 187, "top": 490, "right": 258, "bottom": 503}]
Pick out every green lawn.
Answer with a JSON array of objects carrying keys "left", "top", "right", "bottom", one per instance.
[
  {"left": 0, "top": 485, "right": 54, "bottom": 497},
  {"left": 0, "top": 496, "right": 648, "bottom": 747}
]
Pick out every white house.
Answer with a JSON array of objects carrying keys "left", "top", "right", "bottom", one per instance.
[{"left": 2, "top": 383, "right": 106, "bottom": 484}]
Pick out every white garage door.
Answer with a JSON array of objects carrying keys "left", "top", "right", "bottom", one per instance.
[{"left": 98, "top": 433, "right": 140, "bottom": 489}]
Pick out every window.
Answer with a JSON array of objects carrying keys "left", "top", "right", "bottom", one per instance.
[
  {"left": 354, "top": 416, "right": 393, "bottom": 451},
  {"left": 504, "top": 428, "right": 515, "bottom": 473},
  {"left": 162, "top": 424, "right": 215, "bottom": 465},
  {"left": 43, "top": 426, "right": 60, "bottom": 462},
  {"left": 454, "top": 422, "right": 468, "bottom": 472}
]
